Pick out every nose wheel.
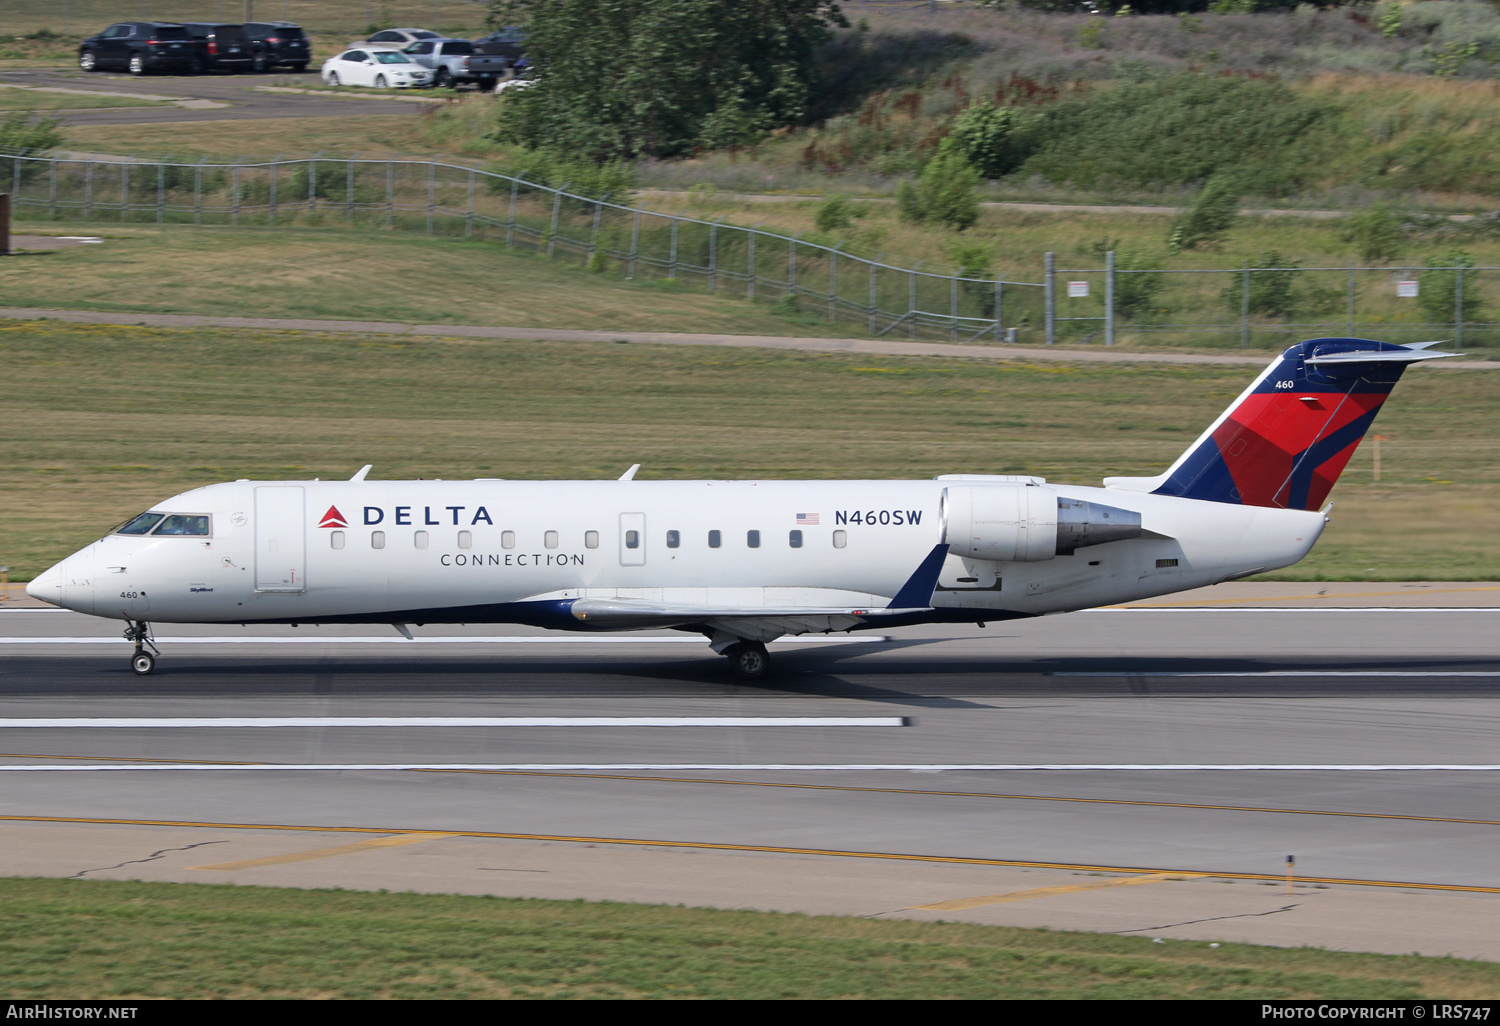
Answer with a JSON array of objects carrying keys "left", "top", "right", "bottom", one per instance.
[{"left": 124, "top": 621, "right": 159, "bottom": 675}]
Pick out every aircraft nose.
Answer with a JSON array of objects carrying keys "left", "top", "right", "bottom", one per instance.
[{"left": 25, "top": 563, "right": 62, "bottom": 606}]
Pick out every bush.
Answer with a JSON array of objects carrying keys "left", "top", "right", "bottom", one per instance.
[
  {"left": 0, "top": 112, "right": 63, "bottom": 185},
  {"left": 1223, "top": 251, "right": 1301, "bottom": 319},
  {"left": 488, "top": 150, "right": 636, "bottom": 211},
  {"left": 949, "top": 103, "right": 1035, "bottom": 179},
  {"left": 1418, "top": 251, "right": 1483, "bottom": 325},
  {"left": 814, "top": 194, "right": 857, "bottom": 232},
  {"left": 1168, "top": 173, "right": 1241, "bottom": 252},
  {"left": 897, "top": 139, "right": 980, "bottom": 231},
  {"left": 1112, "top": 252, "right": 1166, "bottom": 320},
  {"left": 1342, "top": 204, "right": 1403, "bottom": 264}
]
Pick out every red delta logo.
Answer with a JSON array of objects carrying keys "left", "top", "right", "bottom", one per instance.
[{"left": 318, "top": 505, "right": 348, "bottom": 529}]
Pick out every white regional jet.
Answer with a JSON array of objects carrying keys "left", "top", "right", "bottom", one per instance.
[{"left": 27, "top": 338, "right": 1450, "bottom": 679}]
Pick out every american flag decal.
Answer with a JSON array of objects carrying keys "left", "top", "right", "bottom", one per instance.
[{"left": 796, "top": 513, "right": 820, "bottom": 526}]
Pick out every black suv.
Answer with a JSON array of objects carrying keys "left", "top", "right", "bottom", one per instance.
[
  {"left": 78, "top": 22, "right": 197, "bottom": 75},
  {"left": 242, "top": 22, "right": 311, "bottom": 72},
  {"left": 182, "top": 23, "right": 254, "bottom": 73}
]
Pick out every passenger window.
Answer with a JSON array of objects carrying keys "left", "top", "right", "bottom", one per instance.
[
  {"left": 154, "top": 515, "right": 210, "bottom": 536},
  {"left": 833, "top": 530, "right": 847, "bottom": 549},
  {"left": 625, "top": 530, "right": 640, "bottom": 549},
  {"left": 501, "top": 530, "right": 515, "bottom": 549},
  {"left": 544, "top": 530, "right": 558, "bottom": 549},
  {"left": 371, "top": 531, "right": 385, "bottom": 549},
  {"left": 708, "top": 530, "right": 721, "bottom": 549},
  {"left": 789, "top": 530, "right": 802, "bottom": 548},
  {"left": 415, "top": 531, "right": 429, "bottom": 549},
  {"left": 331, "top": 531, "right": 345, "bottom": 550},
  {"left": 666, "top": 530, "right": 680, "bottom": 548},
  {"left": 747, "top": 530, "right": 760, "bottom": 548},
  {"left": 585, "top": 531, "right": 599, "bottom": 549},
  {"left": 458, "top": 530, "right": 472, "bottom": 549}
]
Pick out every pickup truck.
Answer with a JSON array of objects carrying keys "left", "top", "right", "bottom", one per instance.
[{"left": 400, "top": 38, "right": 510, "bottom": 90}]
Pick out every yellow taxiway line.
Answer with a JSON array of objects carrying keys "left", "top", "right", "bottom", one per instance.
[
  {"left": 7, "top": 813, "right": 1500, "bottom": 895},
  {"left": 191, "top": 831, "right": 458, "bottom": 871}
]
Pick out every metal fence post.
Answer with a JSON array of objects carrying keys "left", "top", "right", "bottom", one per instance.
[
  {"left": 308, "top": 153, "right": 318, "bottom": 214},
  {"left": 1346, "top": 265, "right": 1355, "bottom": 336},
  {"left": 708, "top": 219, "right": 718, "bottom": 292},
  {"left": 590, "top": 198, "right": 603, "bottom": 262},
  {"left": 426, "top": 160, "right": 436, "bottom": 235},
  {"left": 869, "top": 257, "right": 878, "bottom": 335},
  {"left": 269, "top": 158, "right": 278, "bottom": 225},
  {"left": 507, "top": 179, "right": 518, "bottom": 248},
  {"left": 668, "top": 216, "right": 678, "bottom": 279},
  {"left": 746, "top": 228, "right": 756, "bottom": 299},
  {"left": 789, "top": 231, "right": 801, "bottom": 297},
  {"left": 194, "top": 158, "right": 205, "bottom": 225},
  {"left": 10, "top": 153, "right": 18, "bottom": 201},
  {"left": 1241, "top": 265, "right": 1251, "bottom": 350},
  {"left": 627, "top": 208, "right": 639, "bottom": 276},
  {"left": 156, "top": 159, "right": 165, "bottom": 223},
  {"left": 120, "top": 161, "right": 129, "bottom": 221},
  {"left": 909, "top": 261, "right": 922, "bottom": 340},
  {"left": 84, "top": 160, "right": 93, "bottom": 219},
  {"left": 1044, "top": 251, "right": 1055, "bottom": 345},
  {"left": 1104, "top": 250, "right": 1115, "bottom": 347},
  {"left": 994, "top": 278, "right": 1003, "bottom": 342},
  {"left": 466, "top": 169, "right": 476, "bottom": 238},
  {"left": 385, "top": 159, "right": 394, "bottom": 229},
  {"left": 232, "top": 160, "right": 241, "bottom": 225},
  {"left": 950, "top": 267, "right": 960, "bottom": 342},
  {"left": 347, "top": 154, "right": 357, "bottom": 224},
  {"left": 549, "top": 184, "right": 566, "bottom": 259},
  {"left": 829, "top": 244, "right": 840, "bottom": 322},
  {"left": 49, "top": 157, "right": 57, "bottom": 219},
  {"left": 1456, "top": 262, "right": 1465, "bottom": 347}
]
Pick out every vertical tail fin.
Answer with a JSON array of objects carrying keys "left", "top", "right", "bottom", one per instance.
[{"left": 1104, "top": 338, "right": 1452, "bottom": 511}]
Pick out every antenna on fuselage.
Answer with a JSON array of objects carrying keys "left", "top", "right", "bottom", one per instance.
[
  {"left": 618, "top": 464, "right": 640, "bottom": 481},
  {"left": 350, "top": 465, "right": 372, "bottom": 481}
]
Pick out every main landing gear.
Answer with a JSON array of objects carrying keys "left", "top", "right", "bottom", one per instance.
[
  {"left": 724, "top": 641, "right": 770, "bottom": 681},
  {"left": 125, "top": 620, "right": 159, "bottom": 675}
]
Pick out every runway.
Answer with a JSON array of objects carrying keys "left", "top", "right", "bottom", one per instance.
[{"left": 3, "top": 591, "right": 1499, "bottom": 958}]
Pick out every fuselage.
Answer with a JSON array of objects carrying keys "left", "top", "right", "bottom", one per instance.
[{"left": 30, "top": 476, "right": 1325, "bottom": 629}]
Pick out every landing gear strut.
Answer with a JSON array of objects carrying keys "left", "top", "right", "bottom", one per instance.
[
  {"left": 125, "top": 621, "right": 159, "bottom": 675},
  {"left": 725, "top": 641, "right": 770, "bottom": 681}
]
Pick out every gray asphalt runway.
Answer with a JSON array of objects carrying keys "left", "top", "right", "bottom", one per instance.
[{"left": 3, "top": 595, "right": 1500, "bottom": 957}]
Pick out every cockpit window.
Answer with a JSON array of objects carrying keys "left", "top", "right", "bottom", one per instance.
[
  {"left": 116, "top": 512, "right": 165, "bottom": 535},
  {"left": 153, "top": 514, "right": 211, "bottom": 536}
]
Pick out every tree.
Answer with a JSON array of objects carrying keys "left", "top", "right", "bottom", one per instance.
[
  {"left": 1342, "top": 204, "right": 1403, "bottom": 264},
  {"left": 1168, "top": 173, "right": 1240, "bottom": 252},
  {"left": 949, "top": 103, "right": 1034, "bottom": 179},
  {"left": 1418, "top": 251, "right": 1483, "bottom": 326},
  {"left": 490, "top": 0, "right": 846, "bottom": 162}
]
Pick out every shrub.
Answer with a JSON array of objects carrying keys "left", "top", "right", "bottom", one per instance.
[
  {"left": 1223, "top": 251, "right": 1301, "bottom": 319},
  {"left": 1418, "top": 251, "right": 1483, "bottom": 325},
  {"left": 948, "top": 102, "right": 1036, "bottom": 179},
  {"left": 487, "top": 150, "right": 636, "bottom": 211},
  {"left": 1112, "top": 252, "right": 1166, "bottom": 320},
  {"left": 897, "top": 139, "right": 980, "bottom": 231},
  {"left": 814, "top": 194, "right": 857, "bottom": 232},
  {"left": 1342, "top": 204, "right": 1403, "bottom": 264},
  {"left": 1168, "top": 174, "right": 1241, "bottom": 252},
  {"left": 0, "top": 112, "right": 63, "bottom": 185}
]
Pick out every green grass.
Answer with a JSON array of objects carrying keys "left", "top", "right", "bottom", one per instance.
[
  {"left": 2, "top": 877, "right": 1496, "bottom": 998},
  {"left": 2, "top": 319, "right": 1493, "bottom": 582},
  {"left": 0, "top": 87, "right": 167, "bottom": 111}
]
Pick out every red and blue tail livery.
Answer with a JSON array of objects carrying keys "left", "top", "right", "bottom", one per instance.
[{"left": 1122, "top": 339, "right": 1452, "bottom": 511}]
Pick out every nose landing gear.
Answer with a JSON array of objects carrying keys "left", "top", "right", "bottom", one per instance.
[
  {"left": 125, "top": 621, "right": 159, "bottom": 675},
  {"left": 724, "top": 641, "right": 770, "bottom": 681}
]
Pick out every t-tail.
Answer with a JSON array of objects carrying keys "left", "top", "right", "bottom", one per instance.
[{"left": 1104, "top": 338, "right": 1454, "bottom": 511}]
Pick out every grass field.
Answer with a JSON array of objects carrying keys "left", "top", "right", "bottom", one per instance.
[
  {"left": 0, "top": 87, "right": 167, "bottom": 111},
  {"left": 2, "top": 877, "right": 1497, "bottom": 999},
  {"left": 2, "top": 318, "right": 1493, "bottom": 583}
]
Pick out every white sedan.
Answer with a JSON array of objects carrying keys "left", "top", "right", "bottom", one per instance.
[{"left": 321, "top": 49, "right": 433, "bottom": 89}]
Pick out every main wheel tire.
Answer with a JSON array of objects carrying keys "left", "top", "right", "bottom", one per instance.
[
  {"left": 727, "top": 642, "right": 770, "bottom": 681},
  {"left": 374, "top": 74, "right": 389, "bottom": 89},
  {"left": 128, "top": 53, "right": 146, "bottom": 76},
  {"left": 79, "top": 50, "right": 97, "bottom": 72},
  {"left": 131, "top": 652, "right": 155, "bottom": 676}
]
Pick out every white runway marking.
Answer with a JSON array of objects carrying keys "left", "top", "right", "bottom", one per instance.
[
  {"left": 4, "top": 763, "right": 1500, "bottom": 772},
  {"left": 0, "top": 717, "right": 905, "bottom": 729},
  {"left": 0, "top": 635, "right": 889, "bottom": 645}
]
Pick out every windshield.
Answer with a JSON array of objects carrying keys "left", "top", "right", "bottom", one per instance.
[
  {"left": 374, "top": 50, "right": 412, "bottom": 64},
  {"left": 116, "top": 512, "right": 164, "bottom": 535},
  {"left": 153, "top": 514, "right": 210, "bottom": 536}
]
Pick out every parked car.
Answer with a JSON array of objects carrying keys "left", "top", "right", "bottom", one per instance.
[
  {"left": 349, "top": 27, "right": 442, "bottom": 50},
  {"left": 243, "top": 21, "right": 311, "bottom": 72},
  {"left": 78, "top": 22, "right": 197, "bottom": 75},
  {"left": 401, "top": 38, "right": 510, "bottom": 90},
  {"left": 321, "top": 49, "right": 433, "bottom": 89},
  {"left": 182, "top": 23, "right": 255, "bottom": 73}
]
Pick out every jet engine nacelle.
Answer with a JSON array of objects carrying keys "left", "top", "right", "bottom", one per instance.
[{"left": 943, "top": 484, "right": 1143, "bottom": 562}]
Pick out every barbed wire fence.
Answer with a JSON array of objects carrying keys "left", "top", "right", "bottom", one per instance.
[{"left": 1, "top": 152, "right": 1494, "bottom": 348}]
